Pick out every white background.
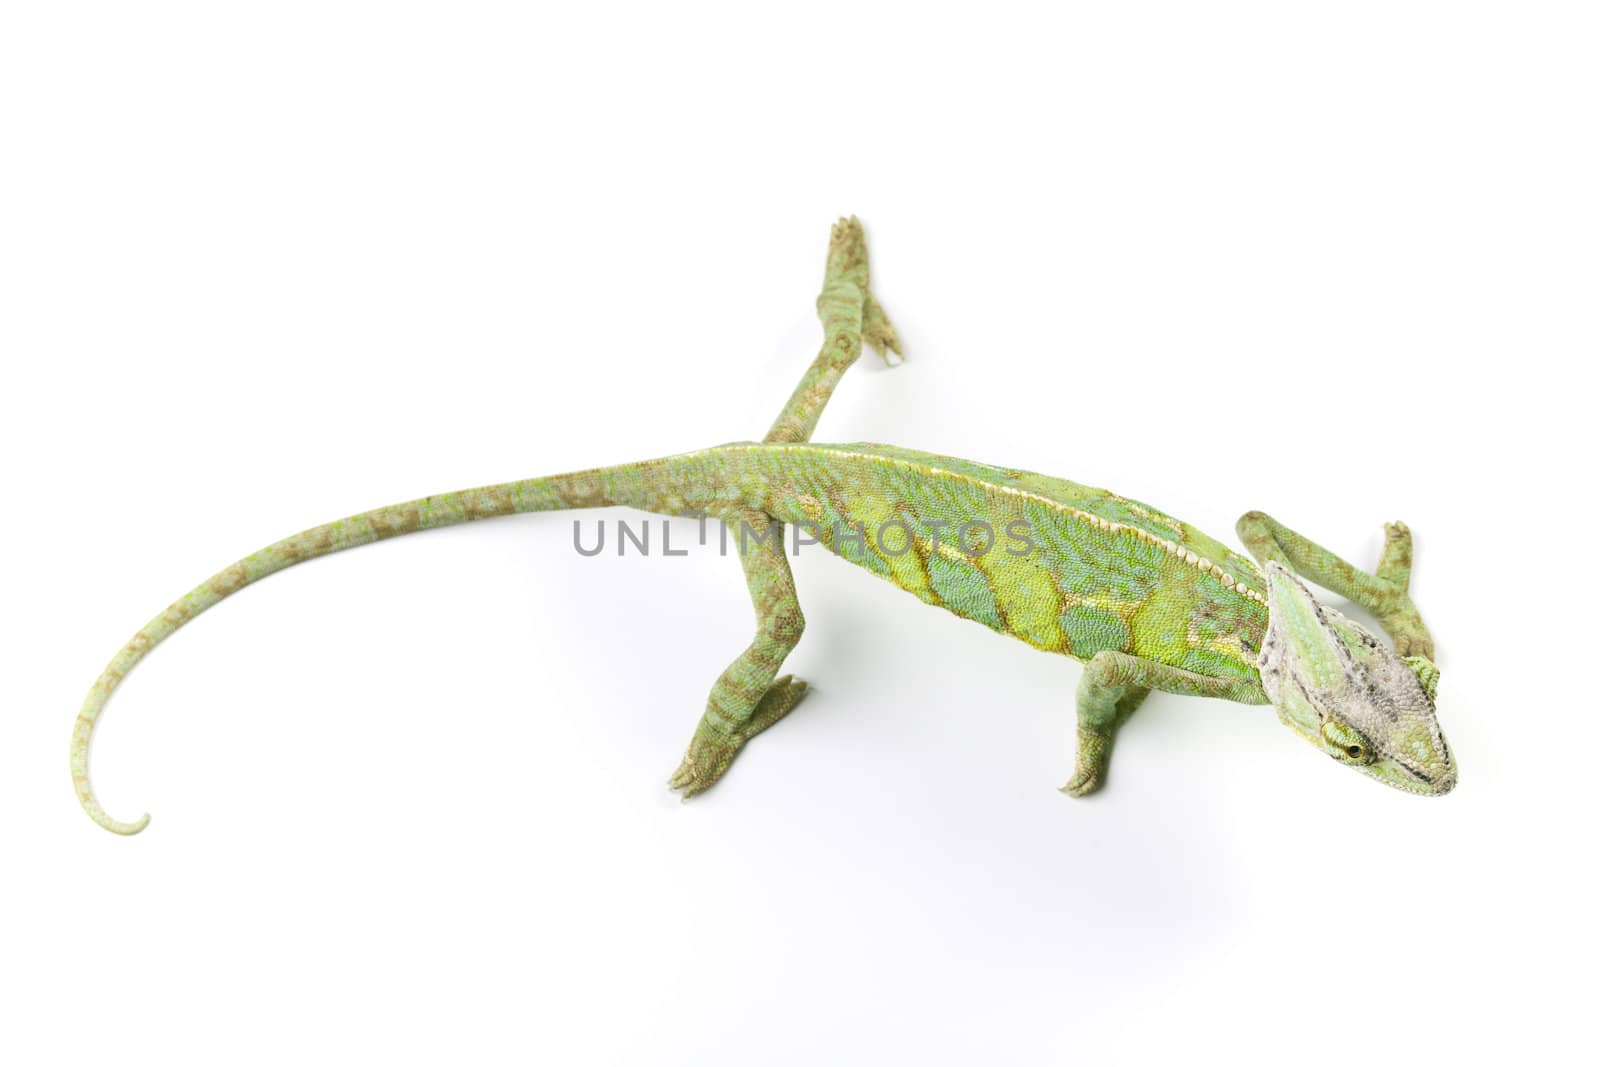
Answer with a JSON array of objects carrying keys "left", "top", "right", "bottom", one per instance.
[{"left": 3, "top": 3, "right": 1595, "bottom": 1063}]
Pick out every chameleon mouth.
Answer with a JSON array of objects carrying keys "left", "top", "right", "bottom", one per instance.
[{"left": 1367, "top": 756, "right": 1456, "bottom": 796}]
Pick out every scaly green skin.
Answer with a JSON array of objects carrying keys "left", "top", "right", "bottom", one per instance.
[{"left": 72, "top": 217, "right": 1455, "bottom": 835}]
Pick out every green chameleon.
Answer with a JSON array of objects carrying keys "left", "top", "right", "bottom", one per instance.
[{"left": 72, "top": 218, "right": 1454, "bottom": 835}]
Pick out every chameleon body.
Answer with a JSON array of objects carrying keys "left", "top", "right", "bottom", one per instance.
[{"left": 72, "top": 219, "right": 1454, "bottom": 835}]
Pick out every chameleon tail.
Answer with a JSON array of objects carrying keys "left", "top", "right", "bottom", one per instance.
[{"left": 72, "top": 459, "right": 689, "bottom": 835}]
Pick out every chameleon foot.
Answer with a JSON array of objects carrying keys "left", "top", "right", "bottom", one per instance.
[
  {"left": 862, "top": 294, "right": 902, "bottom": 365},
  {"left": 669, "top": 676, "right": 809, "bottom": 799},
  {"left": 1375, "top": 520, "right": 1414, "bottom": 587},
  {"left": 1060, "top": 722, "right": 1113, "bottom": 798},
  {"left": 1373, "top": 520, "right": 1434, "bottom": 658}
]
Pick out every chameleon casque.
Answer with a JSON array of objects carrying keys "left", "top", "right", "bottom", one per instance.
[{"left": 72, "top": 218, "right": 1455, "bottom": 835}]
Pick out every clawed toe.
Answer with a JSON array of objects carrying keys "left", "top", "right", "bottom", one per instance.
[
  {"left": 668, "top": 763, "right": 714, "bottom": 799},
  {"left": 668, "top": 739, "right": 735, "bottom": 798},
  {"left": 1060, "top": 769, "right": 1102, "bottom": 798}
]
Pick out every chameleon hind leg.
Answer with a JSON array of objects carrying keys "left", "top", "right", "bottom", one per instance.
[
  {"left": 1235, "top": 511, "right": 1433, "bottom": 658},
  {"left": 672, "top": 219, "right": 895, "bottom": 794},
  {"left": 765, "top": 216, "right": 902, "bottom": 444},
  {"left": 669, "top": 508, "right": 809, "bottom": 798},
  {"left": 1064, "top": 652, "right": 1268, "bottom": 797}
]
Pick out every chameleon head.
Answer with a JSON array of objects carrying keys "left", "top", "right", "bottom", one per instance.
[{"left": 1258, "top": 562, "right": 1455, "bottom": 796}]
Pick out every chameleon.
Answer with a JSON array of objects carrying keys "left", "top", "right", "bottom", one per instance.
[{"left": 71, "top": 217, "right": 1455, "bottom": 835}]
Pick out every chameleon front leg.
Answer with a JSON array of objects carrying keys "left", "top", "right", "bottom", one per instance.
[
  {"left": 1063, "top": 651, "right": 1268, "bottom": 797},
  {"left": 1235, "top": 511, "right": 1434, "bottom": 658},
  {"left": 764, "top": 216, "right": 902, "bottom": 445},
  {"left": 669, "top": 508, "right": 809, "bottom": 798}
]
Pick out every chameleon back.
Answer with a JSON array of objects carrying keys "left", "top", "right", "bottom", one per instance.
[{"left": 736, "top": 442, "right": 1268, "bottom": 685}]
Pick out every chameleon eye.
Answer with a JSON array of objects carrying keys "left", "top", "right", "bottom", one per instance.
[{"left": 1321, "top": 720, "right": 1372, "bottom": 763}]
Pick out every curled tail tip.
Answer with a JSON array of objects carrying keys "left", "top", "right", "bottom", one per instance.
[
  {"left": 92, "top": 808, "right": 151, "bottom": 836},
  {"left": 76, "top": 780, "right": 151, "bottom": 835},
  {"left": 115, "top": 813, "right": 152, "bottom": 836}
]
